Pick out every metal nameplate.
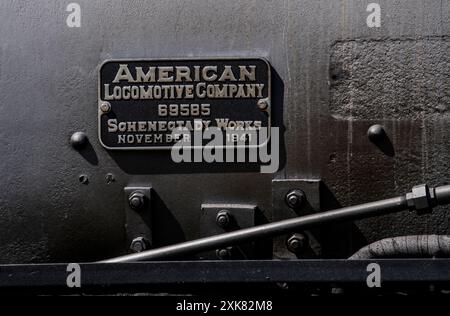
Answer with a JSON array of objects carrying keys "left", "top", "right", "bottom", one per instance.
[{"left": 98, "top": 58, "right": 271, "bottom": 150}]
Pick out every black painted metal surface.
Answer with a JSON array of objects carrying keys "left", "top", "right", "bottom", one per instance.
[
  {"left": 1, "top": 260, "right": 450, "bottom": 291},
  {"left": 0, "top": 0, "right": 449, "bottom": 265}
]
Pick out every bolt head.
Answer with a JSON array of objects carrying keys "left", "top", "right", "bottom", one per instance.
[
  {"left": 129, "top": 191, "right": 146, "bottom": 210},
  {"left": 285, "top": 189, "right": 305, "bottom": 208},
  {"left": 288, "top": 195, "right": 299, "bottom": 206},
  {"left": 289, "top": 238, "right": 301, "bottom": 250},
  {"left": 100, "top": 101, "right": 111, "bottom": 113},
  {"left": 257, "top": 99, "right": 268, "bottom": 110},
  {"left": 130, "top": 237, "right": 149, "bottom": 253},
  {"left": 70, "top": 132, "right": 88, "bottom": 150},
  {"left": 216, "top": 210, "right": 231, "bottom": 228},
  {"left": 287, "top": 233, "right": 306, "bottom": 253},
  {"left": 216, "top": 248, "right": 232, "bottom": 260}
]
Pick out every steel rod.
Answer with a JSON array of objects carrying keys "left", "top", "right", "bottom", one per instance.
[{"left": 101, "top": 184, "right": 450, "bottom": 263}]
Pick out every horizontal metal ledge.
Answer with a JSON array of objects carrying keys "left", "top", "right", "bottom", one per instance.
[{"left": 0, "top": 259, "right": 450, "bottom": 289}]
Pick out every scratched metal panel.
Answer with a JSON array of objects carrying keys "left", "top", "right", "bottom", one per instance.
[{"left": 0, "top": 0, "right": 449, "bottom": 263}]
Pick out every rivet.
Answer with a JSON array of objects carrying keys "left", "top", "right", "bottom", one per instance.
[
  {"left": 70, "top": 132, "right": 88, "bottom": 150},
  {"left": 367, "top": 124, "right": 387, "bottom": 143}
]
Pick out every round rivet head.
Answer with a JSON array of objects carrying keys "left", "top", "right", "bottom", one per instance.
[
  {"left": 367, "top": 124, "right": 386, "bottom": 143},
  {"left": 70, "top": 132, "right": 88, "bottom": 150},
  {"left": 128, "top": 191, "right": 146, "bottom": 211}
]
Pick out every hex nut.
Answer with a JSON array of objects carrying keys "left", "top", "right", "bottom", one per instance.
[
  {"left": 286, "top": 233, "right": 306, "bottom": 253},
  {"left": 216, "top": 210, "right": 231, "bottom": 228},
  {"left": 129, "top": 191, "right": 146, "bottom": 211},
  {"left": 406, "top": 184, "right": 434, "bottom": 214},
  {"left": 130, "top": 237, "right": 149, "bottom": 253},
  {"left": 285, "top": 189, "right": 305, "bottom": 209}
]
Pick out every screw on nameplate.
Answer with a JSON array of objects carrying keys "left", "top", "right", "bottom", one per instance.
[{"left": 99, "top": 101, "right": 111, "bottom": 113}]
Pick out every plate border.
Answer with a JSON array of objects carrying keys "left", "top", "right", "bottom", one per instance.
[{"left": 97, "top": 57, "right": 272, "bottom": 151}]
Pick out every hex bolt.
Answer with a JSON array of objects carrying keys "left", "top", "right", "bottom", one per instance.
[
  {"left": 257, "top": 99, "right": 268, "bottom": 111},
  {"left": 216, "top": 248, "right": 232, "bottom": 260},
  {"left": 99, "top": 101, "right": 111, "bottom": 113},
  {"left": 70, "top": 132, "right": 88, "bottom": 150},
  {"left": 285, "top": 189, "right": 305, "bottom": 209},
  {"left": 367, "top": 124, "right": 387, "bottom": 143},
  {"left": 216, "top": 210, "right": 231, "bottom": 228},
  {"left": 128, "top": 191, "right": 146, "bottom": 211},
  {"left": 130, "top": 237, "right": 149, "bottom": 253},
  {"left": 286, "top": 233, "right": 307, "bottom": 253}
]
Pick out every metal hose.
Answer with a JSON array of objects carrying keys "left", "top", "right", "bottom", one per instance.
[{"left": 349, "top": 235, "right": 450, "bottom": 259}]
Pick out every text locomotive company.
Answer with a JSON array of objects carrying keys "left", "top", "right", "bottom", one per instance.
[
  {"left": 103, "top": 64, "right": 265, "bottom": 100},
  {"left": 101, "top": 62, "right": 267, "bottom": 147}
]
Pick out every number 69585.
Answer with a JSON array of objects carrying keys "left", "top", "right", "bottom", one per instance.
[{"left": 158, "top": 104, "right": 210, "bottom": 117}]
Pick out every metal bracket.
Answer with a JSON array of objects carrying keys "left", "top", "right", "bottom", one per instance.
[
  {"left": 272, "top": 179, "right": 358, "bottom": 260},
  {"left": 198, "top": 204, "right": 256, "bottom": 260},
  {"left": 124, "top": 186, "right": 152, "bottom": 253},
  {"left": 103, "top": 183, "right": 450, "bottom": 263},
  {"left": 272, "top": 179, "right": 322, "bottom": 259}
]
